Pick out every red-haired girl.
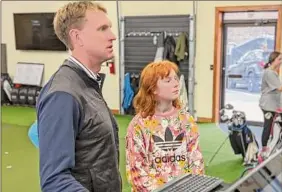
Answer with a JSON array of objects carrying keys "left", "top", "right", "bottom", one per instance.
[{"left": 125, "top": 60, "right": 204, "bottom": 192}]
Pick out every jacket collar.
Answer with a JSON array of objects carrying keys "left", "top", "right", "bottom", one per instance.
[{"left": 68, "top": 56, "right": 99, "bottom": 81}]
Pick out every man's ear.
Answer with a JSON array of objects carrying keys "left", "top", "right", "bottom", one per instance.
[{"left": 69, "top": 29, "right": 83, "bottom": 47}]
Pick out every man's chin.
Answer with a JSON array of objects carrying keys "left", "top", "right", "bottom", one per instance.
[
  {"left": 107, "top": 54, "right": 115, "bottom": 60},
  {"left": 102, "top": 54, "right": 114, "bottom": 63}
]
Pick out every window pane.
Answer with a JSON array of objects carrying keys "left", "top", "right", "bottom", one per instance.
[
  {"left": 224, "top": 25, "right": 276, "bottom": 122},
  {"left": 223, "top": 11, "right": 278, "bottom": 21}
]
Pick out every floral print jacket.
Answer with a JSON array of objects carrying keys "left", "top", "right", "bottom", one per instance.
[{"left": 125, "top": 108, "right": 205, "bottom": 192}]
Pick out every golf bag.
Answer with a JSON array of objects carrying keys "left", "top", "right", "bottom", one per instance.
[
  {"left": 1, "top": 73, "right": 13, "bottom": 105},
  {"left": 220, "top": 104, "right": 259, "bottom": 165},
  {"left": 228, "top": 124, "right": 257, "bottom": 158},
  {"left": 259, "top": 110, "right": 282, "bottom": 161}
]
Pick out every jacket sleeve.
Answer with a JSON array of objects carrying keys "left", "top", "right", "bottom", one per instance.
[
  {"left": 185, "top": 114, "right": 205, "bottom": 175},
  {"left": 37, "top": 91, "right": 88, "bottom": 192},
  {"left": 125, "top": 118, "right": 160, "bottom": 192},
  {"left": 174, "top": 33, "right": 186, "bottom": 61}
]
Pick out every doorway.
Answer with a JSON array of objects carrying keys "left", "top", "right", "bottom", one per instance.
[
  {"left": 221, "top": 12, "right": 277, "bottom": 125},
  {"left": 213, "top": 5, "right": 282, "bottom": 123}
]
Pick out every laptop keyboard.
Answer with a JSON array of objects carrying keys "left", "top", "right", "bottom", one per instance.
[{"left": 155, "top": 173, "right": 223, "bottom": 192}]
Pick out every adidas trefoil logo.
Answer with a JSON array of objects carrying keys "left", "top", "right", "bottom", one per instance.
[{"left": 152, "top": 127, "right": 184, "bottom": 151}]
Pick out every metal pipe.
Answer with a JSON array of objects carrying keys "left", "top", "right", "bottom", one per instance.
[
  {"left": 188, "top": 0, "right": 198, "bottom": 118},
  {"left": 116, "top": 0, "right": 125, "bottom": 114}
]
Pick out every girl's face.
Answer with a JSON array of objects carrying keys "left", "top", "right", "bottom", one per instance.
[
  {"left": 272, "top": 54, "right": 282, "bottom": 68},
  {"left": 154, "top": 69, "right": 180, "bottom": 102}
]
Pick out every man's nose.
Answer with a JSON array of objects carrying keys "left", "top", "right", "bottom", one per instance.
[{"left": 109, "top": 30, "right": 117, "bottom": 41}]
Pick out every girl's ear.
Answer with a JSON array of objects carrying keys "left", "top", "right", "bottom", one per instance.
[{"left": 153, "top": 89, "right": 158, "bottom": 95}]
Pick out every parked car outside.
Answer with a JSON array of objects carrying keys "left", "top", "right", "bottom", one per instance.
[{"left": 226, "top": 49, "right": 271, "bottom": 92}]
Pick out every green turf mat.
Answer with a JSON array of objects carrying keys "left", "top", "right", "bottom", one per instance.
[
  {"left": 2, "top": 124, "right": 40, "bottom": 192},
  {"left": 1, "top": 106, "right": 36, "bottom": 126},
  {"left": 2, "top": 106, "right": 245, "bottom": 192}
]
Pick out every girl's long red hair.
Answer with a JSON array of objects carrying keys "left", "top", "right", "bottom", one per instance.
[{"left": 133, "top": 60, "right": 181, "bottom": 118}]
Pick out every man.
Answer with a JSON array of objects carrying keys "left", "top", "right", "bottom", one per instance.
[{"left": 36, "top": 1, "right": 121, "bottom": 192}]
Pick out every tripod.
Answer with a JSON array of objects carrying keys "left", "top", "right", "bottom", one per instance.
[
  {"left": 206, "top": 124, "right": 246, "bottom": 167},
  {"left": 206, "top": 134, "right": 229, "bottom": 167}
]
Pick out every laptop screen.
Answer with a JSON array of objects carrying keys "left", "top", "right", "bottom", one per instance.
[{"left": 225, "top": 148, "right": 282, "bottom": 192}]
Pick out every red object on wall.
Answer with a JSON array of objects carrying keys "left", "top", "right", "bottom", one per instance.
[
  {"left": 109, "top": 61, "right": 115, "bottom": 74},
  {"left": 14, "top": 84, "right": 22, "bottom": 88}
]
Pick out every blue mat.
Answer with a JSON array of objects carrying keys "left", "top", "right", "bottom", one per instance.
[{"left": 28, "top": 121, "right": 39, "bottom": 148}]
